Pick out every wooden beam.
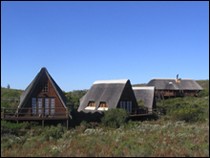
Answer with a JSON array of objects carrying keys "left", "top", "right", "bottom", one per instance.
[
  {"left": 66, "top": 119, "right": 69, "bottom": 129},
  {"left": 42, "top": 120, "right": 44, "bottom": 127}
]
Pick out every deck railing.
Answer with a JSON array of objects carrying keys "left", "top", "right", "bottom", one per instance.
[{"left": 1, "top": 107, "right": 69, "bottom": 120}]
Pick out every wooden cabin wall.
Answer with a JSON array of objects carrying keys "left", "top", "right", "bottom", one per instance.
[
  {"left": 21, "top": 74, "right": 66, "bottom": 116},
  {"left": 155, "top": 90, "right": 199, "bottom": 98},
  {"left": 183, "top": 90, "right": 199, "bottom": 97},
  {"left": 117, "top": 84, "right": 138, "bottom": 113}
]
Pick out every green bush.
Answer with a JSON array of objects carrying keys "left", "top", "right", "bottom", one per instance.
[
  {"left": 157, "top": 97, "right": 207, "bottom": 122},
  {"left": 197, "top": 80, "right": 209, "bottom": 97},
  {"left": 101, "top": 108, "right": 128, "bottom": 128},
  {"left": 170, "top": 104, "right": 205, "bottom": 122},
  {"left": 1, "top": 121, "right": 30, "bottom": 136},
  {"left": 65, "top": 90, "right": 87, "bottom": 109},
  {"left": 41, "top": 124, "right": 65, "bottom": 141},
  {"left": 1, "top": 88, "right": 22, "bottom": 108},
  {"left": 75, "top": 121, "right": 89, "bottom": 133},
  {"left": 198, "top": 89, "right": 209, "bottom": 97}
]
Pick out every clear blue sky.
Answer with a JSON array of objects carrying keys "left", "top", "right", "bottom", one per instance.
[{"left": 1, "top": 1, "right": 209, "bottom": 91}]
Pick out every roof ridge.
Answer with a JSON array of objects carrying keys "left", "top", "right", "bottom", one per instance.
[
  {"left": 151, "top": 78, "right": 194, "bottom": 80},
  {"left": 93, "top": 79, "right": 128, "bottom": 84},
  {"left": 132, "top": 86, "right": 155, "bottom": 90}
]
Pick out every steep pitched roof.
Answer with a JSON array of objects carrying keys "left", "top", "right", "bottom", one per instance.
[
  {"left": 18, "top": 67, "right": 67, "bottom": 110},
  {"left": 78, "top": 79, "right": 132, "bottom": 112},
  {"left": 147, "top": 79, "right": 203, "bottom": 90},
  {"left": 132, "top": 86, "right": 155, "bottom": 112}
]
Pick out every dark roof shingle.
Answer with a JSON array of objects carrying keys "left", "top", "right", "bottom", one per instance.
[
  {"left": 78, "top": 79, "right": 133, "bottom": 112},
  {"left": 147, "top": 79, "right": 203, "bottom": 90},
  {"left": 133, "top": 86, "right": 155, "bottom": 112}
]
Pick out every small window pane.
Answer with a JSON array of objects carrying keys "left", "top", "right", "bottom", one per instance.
[
  {"left": 45, "top": 98, "right": 49, "bottom": 115},
  {"left": 123, "top": 101, "right": 126, "bottom": 109},
  {"left": 51, "top": 98, "right": 55, "bottom": 115},
  {"left": 38, "top": 98, "right": 42, "bottom": 115},
  {"left": 32, "top": 98, "right": 36, "bottom": 115},
  {"left": 88, "top": 101, "right": 95, "bottom": 107},
  {"left": 99, "top": 102, "right": 107, "bottom": 107},
  {"left": 120, "top": 101, "right": 123, "bottom": 108},
  {"left": 42, "top": 83, "right": 48, "bottom": 92}
]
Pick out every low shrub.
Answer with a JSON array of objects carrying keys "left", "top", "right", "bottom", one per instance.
[
  {"left": 101, "top": 108, "right": 128, "bottom": 128},
  {"left": 157, "top": 97, "right": 207, "bottom": 122},
  {"left": 197, "top": 89, "right": 209, "bottom": 97},
  {"left": 41, "top": 124, "right": 65, "bottom": 141},
  {"left": 170, "top": 104, "right": 205, "bottom": 122},
  {"left": 1, "top": 121, "right": 30, "bottom": 136}
]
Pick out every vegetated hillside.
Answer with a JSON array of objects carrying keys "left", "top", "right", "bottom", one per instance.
[
  {"left": 64, "top": 90, "right": 88, "bottom": 109},
  {"left": 1, "top": 87, "right": 23, "bottom": 108},
  {"left": 197, "top": 80, "right": 209, "bottom": 96},
  {"left": 155, "top": 79, "right": 209, "bottom": 123},
  {"left": 1, "top": 80, "right": 209, "bottom": 157},
  {"left": 197, "top": 79, "right": 209, "bottom": 89},
  {"left": 1, "top": 119, "right": 209, "bottom": 157},
  {"left": 1, "top": 80, "right": 209, "bottom": 109}
]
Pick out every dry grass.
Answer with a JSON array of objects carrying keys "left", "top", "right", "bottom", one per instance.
[{"left": 1, "top": 120, "right": 209, "bottom": 157}]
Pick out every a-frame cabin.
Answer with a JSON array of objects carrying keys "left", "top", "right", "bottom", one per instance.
[
  {"left": 78, "top": 79, "right": 139, "bottom": 114},
  {"left": 3, "top": 67, "right": 70, "bottom": 127}
]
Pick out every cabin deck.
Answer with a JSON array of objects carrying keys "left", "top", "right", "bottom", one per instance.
[
  {"left": 1, "top": 115, "right": 69, "bottom": 121},
  {"left": 1, "top": 107, "right": 71, "bottom": 128},
  {"left": 129, "top": 113, "right": 153, "bottom": 117}
]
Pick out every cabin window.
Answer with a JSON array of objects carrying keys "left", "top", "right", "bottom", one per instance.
[
  {"left": 88, "top": 101, "right": 96, "bottom": 107},
  {"left": 42, "top": 83, "right": 48, "bottom": 92},
  {"left": 99, "top": 102, "right": 107, "bottom": 108},
  {"left": 50, "top": 98, "right": 55, "bottom": 115},
  {"left": 38, "top": 98, "right": 43, "bottom": 115},
  {"left": 128, "top": 101, "right": 132, "bottom": 113},
  {"left": 98, "top": 101, "right": 108, "bottom": 111},
  {"left": 32, "top": 98, "right": 37, "bottom": 115},
  {"left": 119, "top": 101, "right": 132, "bottom": 113},
  {"left": 123, "top": 101, "right": 126, "bottom": 109},
  {"left": 31, "top": 97, "right": 55, "bottom": 116},
  {"left": 85, "top": 101, "right": 96, "bottom": 110},
  {"left": 45, "top": 98, "right": 49, "bottom": 115}
]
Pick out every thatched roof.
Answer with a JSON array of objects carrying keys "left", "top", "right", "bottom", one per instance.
[
  {"left": 132, "top": 86, "right": 155, "bottom": 113},
  {"left": 18, "top": 67, "right": 67, "bottom": 110},
  {"left": 78, "top": 79, "right": 135, "bottom": 113},
  {"left": 147, "top": 79, "right": 203, "bottom": 91}
]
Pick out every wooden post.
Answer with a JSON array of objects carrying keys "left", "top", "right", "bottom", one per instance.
[
  {"left": 66, "top": 119, "right": 69, "bottom": 129},
  {"left": 66, "top": 109, "right": 68, "bottom": 118},
  {"left": 17, "top": 109, "right": 19, "bottom": 124},
  {"left": 66, "top": 109, "right": 69, "bottom": 129},
  {"left": 42, "top": 120, "right": 44, "bottom": 127},
  {"left": 1, "top": 107, "right": 5, "bottom": 119}
]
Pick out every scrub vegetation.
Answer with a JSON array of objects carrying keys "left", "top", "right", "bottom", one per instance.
[{"left": 1, "top": 80, "right": 209, "bottom": 157}]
